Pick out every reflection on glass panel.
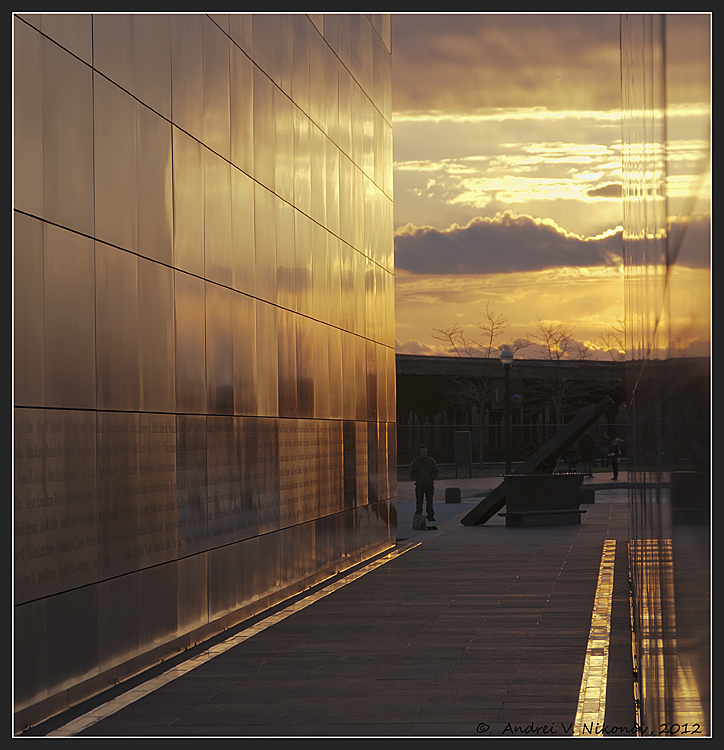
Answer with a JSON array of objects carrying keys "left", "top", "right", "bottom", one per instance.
[{"left": 621, "top": 12, "right": 710, "bottom": 735}]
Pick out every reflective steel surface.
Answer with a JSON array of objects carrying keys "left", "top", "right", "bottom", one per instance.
[
  {"left": 14, "top": 12, "right": 394, "bottom": 730},
  {"left": 621, "top": 13, "right": 710, "bottom": 734}
]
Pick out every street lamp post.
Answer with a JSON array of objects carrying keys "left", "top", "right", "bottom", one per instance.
[{"left": 500, "top": 345, "right": 514, "bottom": 474}]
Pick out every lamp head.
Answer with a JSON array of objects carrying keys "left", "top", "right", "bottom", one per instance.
[{"left": 500, "top": 344, "right": 514, "bottom": 368}]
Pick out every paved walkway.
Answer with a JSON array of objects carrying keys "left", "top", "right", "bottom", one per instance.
[{"left": 28, "top": 473, "right": 636, "bottom": 738}]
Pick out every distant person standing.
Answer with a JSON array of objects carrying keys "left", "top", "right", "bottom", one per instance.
[
  {"left": 410, "top": 445, "right": 439, "bottom": 522},
  {"left": 579, "top": 431, "right": 596, "bottom": 478},
  {"left": 608, "top": 438, "right": 622, "bottom": 480}
]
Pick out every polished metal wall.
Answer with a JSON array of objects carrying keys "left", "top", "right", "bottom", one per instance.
[
  {"left": 621, "top": 13, "right": 710, "bottom": 735},
  {"left": 13, "top": 13, "right": 395, "bottom": 729}
]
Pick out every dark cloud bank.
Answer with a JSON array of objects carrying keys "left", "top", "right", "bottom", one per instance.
[{"left": 394, "top": 213, "right": 623, "bottom": 275}]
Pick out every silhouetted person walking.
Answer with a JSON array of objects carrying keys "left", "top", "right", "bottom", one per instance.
[{"left": 410, "top": 445, "right": 439, "bottom": 522}]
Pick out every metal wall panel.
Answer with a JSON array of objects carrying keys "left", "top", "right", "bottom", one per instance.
[
  {"left": 138, "top": 258, "right": 176, "bottom": 413},
  {"left": 95, "top": 244, "right": 139, "bottom": 412},
  {"left": 43, "top": 226, "right": 96, "bottom": 410},
  {"left": 13, "top": 214, "right": 45, "bottom": 407},
  {"left": 14, "top": 13, "right": 395, "bottom": 728},
  {"left": 175, "top": 272, "right": 207, "bottom": 414}
]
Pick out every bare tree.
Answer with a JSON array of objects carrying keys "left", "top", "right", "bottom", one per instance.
[
  {"left": 431, "top": 302, "right": 529, "bottom": 466},
  {"left": 527, "top": 318, "right": 592, "bottom": 361},
  {"left": 524, "top": 318, "right": 592, "bottom": 430},
  {"left": 432, "top": 301, "right": 512, "bottom": 359},
  {"left": 597, "top": 313, "right": 626, "bottom": 361}
]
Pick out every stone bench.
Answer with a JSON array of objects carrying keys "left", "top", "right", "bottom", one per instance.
[{"left": 499, "top": 473, "right": 586, "bottom": 527}]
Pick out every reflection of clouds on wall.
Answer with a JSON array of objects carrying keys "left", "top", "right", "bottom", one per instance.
[
  {"left": 392, "top": 13, "right": 622, "bottom": 114},
  {"left": 394, "top": 212, "right": 624, "bottom": 275}
]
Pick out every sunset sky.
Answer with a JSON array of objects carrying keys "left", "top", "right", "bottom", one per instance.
[{"left": 389, "top": 12, "right": 710, "bottom": 360}]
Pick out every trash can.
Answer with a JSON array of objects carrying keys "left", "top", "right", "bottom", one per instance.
[{"left": 445, "top": 487, "right": 461, "bottom": 503}]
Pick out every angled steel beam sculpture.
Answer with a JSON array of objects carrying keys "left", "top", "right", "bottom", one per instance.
[{"left": 460, "top": 396, "right": 615, "bottom": 526}]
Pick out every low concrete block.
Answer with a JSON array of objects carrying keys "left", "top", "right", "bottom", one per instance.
[{"left": 445, "top": 487, "right": 461, "bottom": 503}]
